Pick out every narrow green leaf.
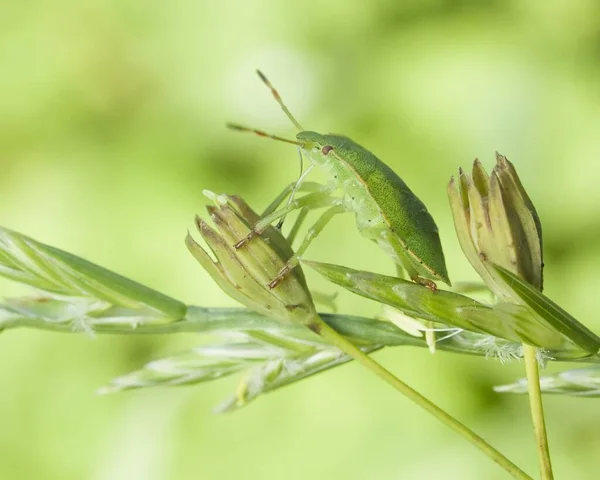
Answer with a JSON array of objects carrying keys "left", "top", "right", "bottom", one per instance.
[
  {"left": 492, "top": 264, "right": 600, "bottom": 354},
  {"left": 0, "top": 227, "right": 186, "bottom": 321},
  {"left": 304, "top": 260, "right": 567, "bottom": 349}
]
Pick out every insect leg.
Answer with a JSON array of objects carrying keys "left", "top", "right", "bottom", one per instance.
[
  {"left": 261, "top": 182, "right": 296, "bottom": 217},
  {"left": 401, "top": 262, "right": 439, "bottom": 292},
  {"left": 276, "top": 160, "right": 314, "bottom": 229},
  {"left": 412, "top": 276, "right": 438, "bottom": 292},
  {"left": 262, "top": 180, "right": 326, "bottom": 217},
  {"left": 286, "top": 207, "right": 310, "bottom": 244},
  {"left": 380, "top": 230, "right": 439, "bottom": 292},
  {"left": 234, "top": 191, "right": 336, "bottom": 249},
  {"left": 269, "top": 202, "right": 346, "bottom": 289},
  {"left": 394, "top": 264, "right": 407, "bottom": 280}
]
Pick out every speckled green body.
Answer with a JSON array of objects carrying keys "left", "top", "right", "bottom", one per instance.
[{"left": 297, "top": 131, "right": 450, "bottom": 285}]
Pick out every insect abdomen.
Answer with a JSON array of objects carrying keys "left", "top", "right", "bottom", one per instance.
[{"left": 326, "top": 136, "right": 450, "bottom": 284}]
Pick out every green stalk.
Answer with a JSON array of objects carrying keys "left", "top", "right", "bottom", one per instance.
[
  {"left": 523, "top": 345, "right": 554, "bottom": 479},
  {"left": 309, "top": 316, "right": 533, "bottom": 480}
]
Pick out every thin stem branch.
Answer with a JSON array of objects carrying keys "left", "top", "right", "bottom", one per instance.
[
  {"left": 311, "top": 317, "right": 533, "bottom": 480},
  {"left": 523, "top": 344, "right": 554, "bottom": 479}
]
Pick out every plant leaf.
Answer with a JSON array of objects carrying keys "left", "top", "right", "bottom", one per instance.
[
  {"left": 0, "top": 227, "right": 186, "bottom": 322},
  {"left": 303, "top": 260, "right": 572, "bottom": 351},
  {"left": 491, "top": 263, "right": 600, "bottom": 354}
]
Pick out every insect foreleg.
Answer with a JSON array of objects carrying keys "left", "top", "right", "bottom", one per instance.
[
  {"left": 268, "top": 202, "right": 346, "bottom": 289},
  {"left": 234, "top": 190, "right": 337, "bottom": 249},
  {"left": 286, "top": 207, "right": 310, "bottom": 244},
  {"left": 261, "top": 182, "right": 296, "bottom": 218},
  {"left": 277, "top": 162, "right": 314, "bottom": 229},
  {"left": 261, "top": 180, "right": 326, "bottom": 217}
]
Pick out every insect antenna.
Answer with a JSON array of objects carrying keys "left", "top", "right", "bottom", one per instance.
[
  {"left": 226, "top": 123, "right": 304, "bottom": 147},
  {"left": 255, "top": 70, "right": 310, "bottom": 218},
  {"left": 229, "top": 71, "right": 308, "bottom": 231},
  {"left": 256, "top": 70, "right": 304, "bottom": 131}
]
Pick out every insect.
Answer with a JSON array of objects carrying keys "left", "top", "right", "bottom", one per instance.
[{"left": 228, "top": 71, "right": 450, "bottom": 291}]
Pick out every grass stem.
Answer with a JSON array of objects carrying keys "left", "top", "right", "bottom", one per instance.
[
  {"left": 311, "top": 317, "right": 533, "bottom": 480},
  {"left": 523, "top": 344, "right": 554, "bottom": 479}
]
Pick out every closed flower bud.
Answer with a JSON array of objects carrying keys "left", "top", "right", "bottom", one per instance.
[
  {"left": 186, "top": 193, "right": 317, "bottom": 326},
  {"left": 448, "top": 156, "right": 600, "bottom": 355},
  {"left": 448, "top": 153, "right": 543, "bottom": 300}
]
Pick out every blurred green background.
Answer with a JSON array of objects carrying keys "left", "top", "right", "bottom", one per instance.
[{"left": 2, "top": 1, "right": 600, "bottom": 479}]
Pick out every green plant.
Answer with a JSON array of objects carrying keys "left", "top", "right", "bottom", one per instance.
[{"left": 1, "top": 155, "right": 598, "bottom": 479}]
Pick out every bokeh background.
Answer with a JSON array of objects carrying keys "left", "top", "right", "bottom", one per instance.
[{"left": 2, "top": 1, "right": 600, "bottom": 479}]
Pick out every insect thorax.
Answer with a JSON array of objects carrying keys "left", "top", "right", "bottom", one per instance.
[{"left": 298, "top": 132, "right": 389, "bottom": 232}]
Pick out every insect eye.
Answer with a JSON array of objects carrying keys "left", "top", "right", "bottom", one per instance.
[{"left": 322, "top": 146, "right": 334, "bottom": 155}]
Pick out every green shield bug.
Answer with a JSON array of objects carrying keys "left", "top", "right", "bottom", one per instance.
[{"left": 228, "top": 71, "right": 450, "bottom": 291}]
